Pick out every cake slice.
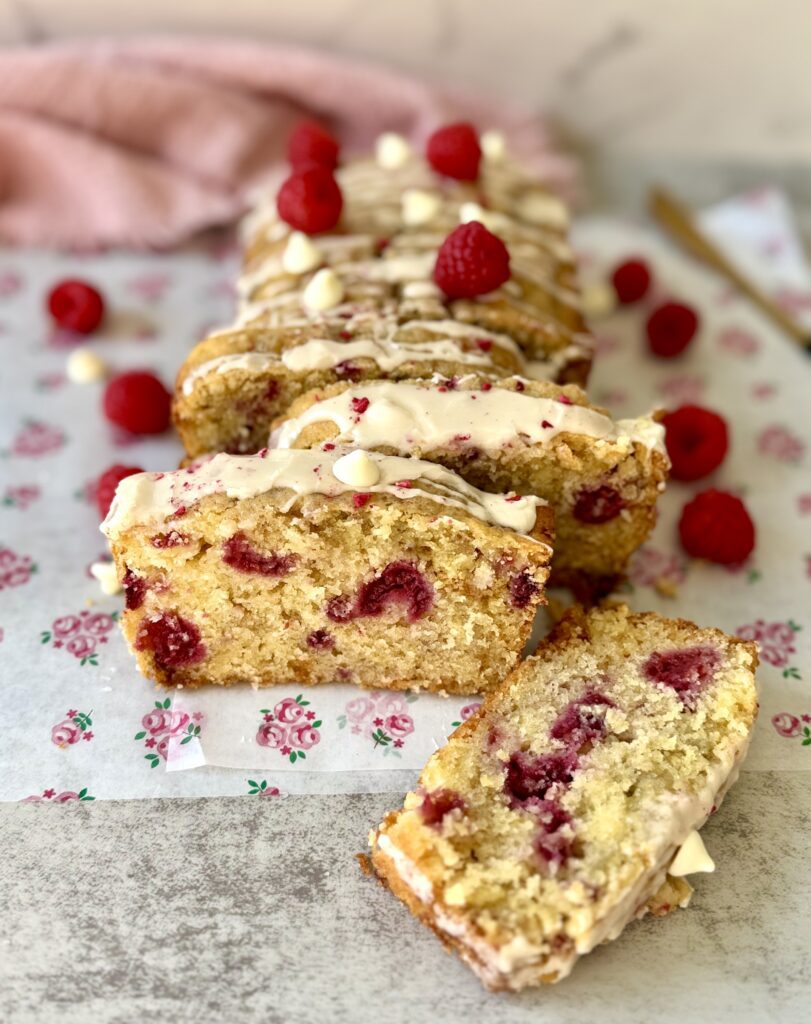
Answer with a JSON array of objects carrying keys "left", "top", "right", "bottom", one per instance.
[
  {"left": 272, "top": 375, "right": 669, "bottom": 595},
  {"left": 239, "top": 148, "right": 592, "bottom": 373},
  {"left": 101, "top": 448, "right": 554, "bottom": 693},
  {"left": 370, "top": 604, "right": 758, "bottom": 990},
  {"left": 173, "top": 317, "right": 526, "bottom": 459}
]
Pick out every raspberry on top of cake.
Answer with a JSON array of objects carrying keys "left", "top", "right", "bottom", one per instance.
[
  {"left": 370, "top": 604, "right": 758, "bottom": 991},
  {"left": 101, "top": 448, "right": 554, "bottom": 694}
]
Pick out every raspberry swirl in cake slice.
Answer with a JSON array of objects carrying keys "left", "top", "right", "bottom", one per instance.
[
  {"left": 272, "top": 375, "right": 669, "bottom": 597},
  {"left": 370, "top": 604, "right": 758, "bottom": 991},
  {"left": 101, "top": 449, "right": 553, "bottom": 693}
]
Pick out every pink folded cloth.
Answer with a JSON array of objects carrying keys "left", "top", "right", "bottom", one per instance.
[{"left": 0, "top": 38, "right": 576, "bottom": 250}]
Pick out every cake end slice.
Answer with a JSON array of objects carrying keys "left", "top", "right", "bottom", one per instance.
[{"left": 370, "top": 604, "right": 758, "bottom": 990}]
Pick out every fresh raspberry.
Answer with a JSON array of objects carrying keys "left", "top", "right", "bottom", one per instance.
[
  {"left": 434, "top": 222, "right": 510, "bottom": 299},
  {"left": 103, "top": 371, "right": 171, "bottom": 435},
  {"left": 222, "top": 532, "right": 297, "bottom": 576},
  {"left": 48, "top": 279, "right": 105, "bottom": 334},
  {"left": 610, "top": 259, "right": 651, "bottom": 304},
  {"left": 96, "top": 463, "right": 143, "bottom": 520},
  {"left": 678, "top": 489, "right": 756, "bottom": 564},
  {"left": 276, "top": 166, "right": 343, "bottom": 234},
  {"left": 287, "top": 120, "right": 340, "bottom": 170},
  {"left": 426, "top": 122, "right": 481, "bottom": 180},
  {"left": 646, "top": 301, "right": 699, "bottom": 358},
  {"left": 663, "top": 404, "right": 729, "bottom": 480},
  {"left": 135, "top": 612, "right": 206, "bottom": 669}
]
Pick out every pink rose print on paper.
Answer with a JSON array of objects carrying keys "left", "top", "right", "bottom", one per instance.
[
  {"left": 656, "top": 373, "right": 705, "bottom": 406},
  {"left": 798, "top": 494, "right": 811, "bottom": 515},
  {"left": 51, "top": 709, "right": 94, "bottom": 748},
  {"left": 21, "top": 787, "right": 95, "bottom": 803},
  {"left": 247, "top": 779, "right": 281, "bottom": 797},
  {"left": 256, "top": 695, "right": 322, "bottom": 764},
  {"left": 451, "top": 702, "right": 482, "bottom": 729},
  {"left": 7, "top": 420, "right": 65, "bottom": 458},
  {"left": 338, "top": 690, "right": 418, "bottom": 756},
  {"left": 0, "top": 547, "right": 37, "bottom": 590},
  {"left": 757, "top": 425, "right": 805, "bottom": 464},
  {"left": 207, "top": 278, "right": 238, "bottom": 300},
  {"left": 34, "top": 371, "right": 67, "bottom": 391},
  {"left": 41, "top": 610, "right": 117, "bottom": 667},
  {"left": 592, "top": 333, "right": 621, "bottom": 358},
  {"left": 2, "top": 484, "right": 40, "bottom": 510},
  {"left": 717, "top": 327, "right": 759, "bottom": 356},
  {"left": 737, "top": 619, "right": 802, "bottom": 678},
  {"left": 0, "top": 270, "right": 23, "bottom": 297},
  {"left": 751, "top": 382, "right": 776, "bottom": 401},
  {"left": 775, "top": 287, "right": 811, "bottom": 316},
  {"left": 628, "top": 545, "right": 687, "bottom": 594},
  {"left": 134, "top": 697, "right": 203, "bottom": 768},
  {"left": 126, "top": 272, "right": 172, "bottom": 303},
  {"left": 73, "top": 478, "right": 98, "bottom": 505},
  {"left": 771, "top": 712, "right": 811, "bottom": 748}
]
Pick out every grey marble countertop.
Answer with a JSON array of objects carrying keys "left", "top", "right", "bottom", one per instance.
[{"left": 2, "top": 772, "right": 809, "bottom": 1024}]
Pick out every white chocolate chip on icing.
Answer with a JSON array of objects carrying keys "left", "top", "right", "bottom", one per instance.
[
  {"left": 332, "top": 449, "right": 382, "bottom": 488},
  {"left": 302, "top": 268, "right": 344, "bottom": 312},
  {"left": 669, "top": 831, "right": 715, "bottom": 877},
  {"left": 282, "top": 231, "right": 322, "bottom": 275},
  {"left": 90, "top": 561, "right": 122, "bottom": 596},
  {"left": 376, "top": 132, "right": 411, "bottom": 169},
  {"left": 402, "top": 189, "right": 441, "bottom": 226},
  {"left": 480, "top": 130, "right": 506, "bottom": 161},
  {"left": 582, "top": 281, "right": 618, "bottom": 320},
  {"left": 66, "top": 347, "right": 107, "bottom": 383}
]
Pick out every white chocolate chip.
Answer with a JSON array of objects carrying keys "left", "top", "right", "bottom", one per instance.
[
  {"left": 332, "top": 449, "right": 381, "bottom": 487},
  {"left": 302, "top": 268, "right": 344, "bottom": 312},
  {"left": 459, "top": 202, "right": 509, "bottom": 234},
  {"left": 402, "top": 189, "right": 441, "bottom": 226},
  {"left": 282, "top": 231, "right": 322, "bottom": 275},
  {"left": 480, "top": 130, "right": 506, "bottom": 161},
  {"left": 66, "top": 347, "right": 107, "bottom": 383},
  {"left": 669, "top": 831, "right": 715, "bottom": 877},
  {"left": 90, "top": 561, "right": 122, "bottom": 596},
  {"left": 582, "top": 281, "right": 618, "bottom": 320},
  {"left": 376, "top": 132, "right": 411, "bottom": 169},
  {"left": 515, "top": 192, "right": 570, "bottom": 229}
]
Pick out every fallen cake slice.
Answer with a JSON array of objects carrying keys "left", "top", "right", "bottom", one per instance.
[
  {"left": 370, "top": 604, "right": 758, "bottom": 990},
  {"left": 272, "top": 375, "right": 669, "bottom": 596},
  {"left": 173, "top": 318, "right": 526, "bottom": 459},
  {"left": 101, "top": 448, "right": 554, "bottom": 693}
]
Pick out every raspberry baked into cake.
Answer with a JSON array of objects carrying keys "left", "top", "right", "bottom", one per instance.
[
  {"left": 273, "top": 375, "right": 668, "bottom": 595},
  {"left": 101, "top": 448, "right": 553, "bottom": 693},
  {"left": 173, "top": 127, "right": 593, "bottom": 460},
  {"left": 370, "top": 604, "right": 758, "bottom": 990}
]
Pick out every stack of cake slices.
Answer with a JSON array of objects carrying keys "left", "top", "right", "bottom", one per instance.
[{"left": 102, "top": 124, "right": 758, "bottom": 990}]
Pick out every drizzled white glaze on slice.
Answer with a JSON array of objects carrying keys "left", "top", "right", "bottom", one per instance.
[
  {"left": 101, "top": 449, "right": 547, "bottom": 540},
  {"left": 274, "top": 380, "right": 665, "bottom": 455}
]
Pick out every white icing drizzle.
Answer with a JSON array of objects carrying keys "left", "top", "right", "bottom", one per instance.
[
  {"left": 101, "top": 449, "right": 547, "bottom": 540},
  {"left": 274, "top": 380, "right": 665, "bottom": 455}
]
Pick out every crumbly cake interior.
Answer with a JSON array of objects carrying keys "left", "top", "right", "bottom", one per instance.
[
  {"left": 104, "top": 456, "right": 553, "bottom": 694},
  {"left": 273, "top": 375, "right": 668, "bottom": 592},
  {"left": 371, "top": 605, "right": 758, "bottom": 989}
]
